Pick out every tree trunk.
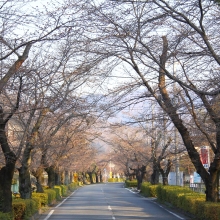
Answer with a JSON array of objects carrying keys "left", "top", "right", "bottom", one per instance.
[
  {"left": 36, "top": 177, "right": 44, "bottom": 193},
  {"left": 161, "top": 174, "right": 168, "bottom": 185},
  {"left": 70, "top": 172, "right": 73, "bottom": 183},
  {"left": 82, "top": 172, "right": 87, "bottom": 184},
  {"left": 18, "top": 142, "right": 34, "bottom": 199},
  {"left": 0, "top": 155, "right": 16, "bottom": 213},
  {"left": 150, "top": 168, "right": 160, "bottom": 185},
  {"left": 205, "top": 160, "right": 220, "bottom": 202},
  {"left": 136, "top": 166, "right": 146, "bottom": 190},
  {"left": 0, "top": 123, "right": 16, "bottom": 212},
  {"left": 45, "top": 165, "right": 56, "bottom": 188},
  {"left": 60, "top": 170, "right": 64, "bottom": 185},
  {"left": 95, "top": 171, "right": 100, "bottom": 183},
  {"left": 19, "top": 108, "right": 48, "bottom": 197},
  {"left": 64, "top": 170, "right": 70, "bottom": 185},
  {"left": 136, "top": 171, "right": 142, "bottom": 190},
  {"left": 159, "top": 159, "right": 172, "bottom": 186},
  {"left": 18, "top": 165, "right": 32, "bottom": 199},
  {"left": 32, "top": 152, "right": 46, "bottom": 193},
  {"left": 157, "top": 37, "right": 219, "bottom": 200},
  {"left": 100, "top": 171, "right": 103, "bottom": 183},
  {"left": 55, "top": 169, "right": 60, "bottom": 185},
  {"left": 137, "top": 176, "right": 142, "bottom": 190},
  {"left": 0, "top": 93, "right": 19, "bottom": 212},
  {"left": 32, "top": 166, "right": 44, "bottom": 193},
  {"left": 88, "top": 172, "right": 94, "bottom": 184}
]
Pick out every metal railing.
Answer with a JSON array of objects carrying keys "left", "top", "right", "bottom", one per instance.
[{"left": 186, "top": 183, "right": 206, "bottom": 194}]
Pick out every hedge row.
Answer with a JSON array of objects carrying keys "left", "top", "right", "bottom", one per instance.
[
  {"left": 141, "top": 183, "right": 220, "bottom": 220},
  {"left": 124, "top": 180, "right": 138, "bottom": 188},
  {"left": 13, "top": 197, "right": 41, "bottom": 220},
  {"left": 140, "top": 182, "right": 157, "bottom": 197},
  {"left": 0, "top": 182, "right": 79, "bottom": 220},
  {"left": 0, "top": 212, "right": 13, "bottom": 220},
  {"left": 108, "top": 178, "right": 125, "bottom": 182},
  {"left": 68, "top": 182, "right": 79, "bottom": 191}
]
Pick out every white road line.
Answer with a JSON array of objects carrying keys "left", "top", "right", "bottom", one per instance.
[
  {"left": 55, "top": 190, "right": 77, "bottom": 208},
  {"left": 108, "top": 205, "right": 116, "bottom": 220},
  {"left": 167, "top": 211, "right": 185, "bottom": 220},
  {"left": 125, "top": 188, "right": 185, "bottom": 220},
  {"left": 44, "top": 210, "right": 54, "bottom": 220},
  {"left": 156, "top": 203, "right": 185, "bottom": 220},
  {"left": 44, "top": 190, "right": 77, "bottom": 219},
  {"left": 56, "top": 197, "right": 68, "bottom": 208},
  {"left": 125, "top": 188, "right": 138, "bottom": 194}
]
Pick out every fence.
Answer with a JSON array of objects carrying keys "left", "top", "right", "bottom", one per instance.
[{"left": 186, "top": 183, "right": 206, "bottom": 194}]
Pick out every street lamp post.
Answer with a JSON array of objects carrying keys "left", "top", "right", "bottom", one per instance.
[
  {"left": 104, "top": 168, "right": 107, "bottom": 182},
  {"left": 173, "top": 61, "right": 180, "bottom": 186},
  {"left": 109, "top": 159, "right": 112, "bottom": 178},
  {"left": 175, "top": 127, "right": 180, "bottom": 185}
]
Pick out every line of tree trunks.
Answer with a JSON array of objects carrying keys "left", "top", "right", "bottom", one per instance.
[
  {"left": 0, "top": 79, "right": 22, "bottom": 212},
  {"left": 0, "top": 151, "right": 16, "bottom": 213},
  {"left": 130, "top": 165, "right": 146, "bottom": 190},
  {"left": 45, "top": 165, "right": 56, "bottom": 188}
]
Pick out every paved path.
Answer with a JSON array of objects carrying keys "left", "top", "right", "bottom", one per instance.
[{"left": 38, "top": 183, "right": 192, "bottom": 220}]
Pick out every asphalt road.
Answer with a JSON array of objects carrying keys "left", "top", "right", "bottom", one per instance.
[{"left": 38, "top": 183, "right": 191, "bottom": 220}]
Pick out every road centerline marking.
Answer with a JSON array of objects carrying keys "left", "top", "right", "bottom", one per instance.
[{"left": 44, "top": 210, "right": 54, "bottom": 220}]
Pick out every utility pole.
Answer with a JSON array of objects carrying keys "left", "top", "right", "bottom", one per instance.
[
  {"left": 174, "top": 127, "right": 180, "bottom": 185},
  {"left": 173, "top": 61, "right": 180, "bottom": 186},
  {"left": 109, "top": 152, "right": 112, "bottom": 178}
]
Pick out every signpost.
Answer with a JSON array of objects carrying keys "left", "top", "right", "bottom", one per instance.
[{"left": 200, "top": 146, "right": 210, "bottom": 169}]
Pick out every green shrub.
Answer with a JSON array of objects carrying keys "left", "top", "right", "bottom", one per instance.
[
  {"left": 108, "top": 178, "right": 117, "bottom": 182},
  {"left": 12, "top": 198, "right": 39, "bottom": 220},
  {"left": 177, "top": 192, "right": 205, "bottom": 212},
  {"left": 13, "top": 199, "right": 26, "bottom": 220},
  {"left": 32, "top": 197, "right": 41, "bottom": 210},
  {"left": 86, "top": 173, "right": 90, "bottom": 183},
  {"left": 141, "top": 182, "right": 157, "bottom": 197},
  {"left": 108, "top": 178, "right": 125, "bottom": 182},
  {"left": 156, "top": 185, "right": 193, "bottom": 203},
  {"left": 108, "top": 178, "right": 114, "bottom": 182},
  {"left": 149, "top": 185, "right": 158, "bottom": 197},
  {"left": 155, "top": 185, "right": 208, "bottom": 218},
  {"left": 156, "top": 184, "right": 166, "bottom": 202},
  {"left": 0, "top": 212, "right": 13, "bottom": 220},
  {"left": 22, "top": 199, "right": 39, "bottom": 219},
  {"left": 60, "top": 185, "right": 68, "bottom": 197},
  {"left": 193, "top": 199, "right": 208, "bottom": 219},
  {"left": 32, "top": 192, "right": 48, "bottom": 206},
  {"left": 200, "top": 202, "right": 220, "bottom": 220},
  {"left": 44, "top": 189, "right": 56, "bottom": 205},
  {"left": 54, "top": 186, "right": 62, "bottom": 200},
  {"left": 125, "top": 180, "right": 137, "bottom": 188},
  {"left": 68, "top": 182, "right": 78, "bottom": 191},
  {"left": 78, "top": 181, "right": 83, "bottom": 186}
]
